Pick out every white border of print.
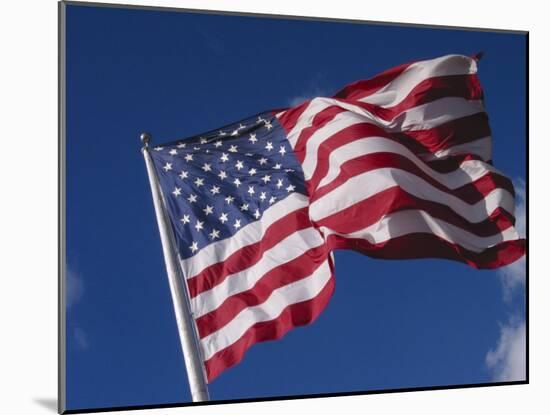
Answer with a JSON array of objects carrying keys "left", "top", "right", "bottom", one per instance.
[{"left": 1, "top": 0, "right": 543, "bottom": 414}]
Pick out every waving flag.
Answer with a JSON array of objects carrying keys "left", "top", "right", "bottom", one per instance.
[{"left": 146, "top": 54, "right": 525, "bottom": 383}]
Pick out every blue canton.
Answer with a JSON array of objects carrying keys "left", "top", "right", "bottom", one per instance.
[{"left": 150, "top": 112, "right": 307, "bottom": 260}]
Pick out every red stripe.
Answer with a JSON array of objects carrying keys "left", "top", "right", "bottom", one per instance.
[
  {"left": 203, "top": 273, "right": 335, "bottom": 382},
  {"left": 187, "top": 207, "right": 312, "bottom": 298},
  {"left": 276, "top": 100, "right": 313, "bottom": 134},
  {"left": 334, "top": 74, "right": 482, "bottom": 122},
  {"left": 327, "top": 233, "right": 525, "bottom": 270},
  {"left": 293, "top": 106, "right": 347, "bottom": 163},
  {"left": 334, "top": 60, "right": 414, "bottom": 100},
  {"left": 196, "top": 244, "right": 329, "bottom": 338},
  {"left": 314, "top": 186, "right": 515, "bottom": 238},
  {"left": 393, "top": 112, "right": 491, "bottom": 155},
  {"left": 308, "top": 151, "right": 514, "bottom": 205},
  {"left": 296, "top": 120, "right": 492, "bottom": 187},
  {"left": 302, "top": 120, "right": 496, "bottom": 194},
  {"left": 384, "top": 74, "right": 482, "bottom": 118},
  {"left": 286, "top": 75, "right": 483, "bottom": 156}
]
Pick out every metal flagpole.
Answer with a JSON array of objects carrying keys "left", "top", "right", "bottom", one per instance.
[{"left": 140, "top": 132, "right": 210, "bottom": 402}]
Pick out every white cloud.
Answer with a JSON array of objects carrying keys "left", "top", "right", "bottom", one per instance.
[
  {"left": 288, "top": 88, "right": 327, "bottom": 107},
  {"left": 486, "top": 318, "right": 526, "bottom": 381},
  {"left": 497, "top": 179, "right": 527, "bottom": 301},
  {"left": 287, "top": 73, "right": 331, "bottom": 107},
  {"left": 73, "top": 327, "right": 89, "bottom": 350},
  {"left": 512, "top": 178, "right": 526, "bottom": 238},
  {"left": 485, "top": 178, "right": 526, "bottom": 382},
  {"left": 66, "top": 269, "right": 84, "bottom": 309}
]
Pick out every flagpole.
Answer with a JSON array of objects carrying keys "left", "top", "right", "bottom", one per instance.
[{"left": 140, "top": 132, "right": 210, "bottom": 402}]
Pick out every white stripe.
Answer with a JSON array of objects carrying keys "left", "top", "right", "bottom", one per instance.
[
  {"left": 419, "top": 135, "right": 492, "bottom": 162},
  {"left": 286, "top": 98, "right": 332, "bottom": 147},
  {"left": 360, "top": 54, "right": 477, "bottom": 107},
  {"left": 287, "top": 96, "right": 485, "bottom": 151},
  {"left": 314, "top": 136, "right": 496, "bottom": 188},
  {"left": 201, "top": 259, "right": 332, "bottom": 360},
  {"left": 309, "top": 167, "right": 515, "bottom": 224},
  {"left": 319, "top": 209, "right": 519, "bottom": 254},
  {"left": 300, "top": 111, "right": 365, "bottom": 178},
  {"left": 190, "top": 227, "right": 325, "bottom": 318},
  {"left": 180, "top": 193, "right": 309, "bottom": 279}
]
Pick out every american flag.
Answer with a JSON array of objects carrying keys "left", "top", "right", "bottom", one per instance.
[{"left": 149, "top": 54, "right": 525, "bottom": 382}]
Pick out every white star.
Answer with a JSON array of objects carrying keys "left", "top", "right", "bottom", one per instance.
[
  {"left": 257, "top": 116, "right": 266, "bottom": 124},
  {"left": 184, "top": 154, "right": 193, "bottom": 162},
  {"left": 180, "top": 215, "right": 190, "bottom": 224},
  {"left": 247, "top": 186, "right": 255, "bottom": 196},
  {"left": 194, "top": 178, "right": 204, "bottom": 187},
  {"left": 218, "top": 130, "right": 227, "bottom": 136},
  {"left": 202, "top": 163, "right": 212, "bottom": 172},
  {"left": 233, "top": 219, "right": 241, "bottom": 229},
  {"left": 253, "top": 209, "right": 261, "bottom": 219},
  {"left": 219, "top": 212, "right": 229, "bottom": 223},
  {"left": 284, "top": 168, "right": 295, "bottom": 173},
  {"left": 261, "top": 174, "right": 271, "bottom": 183},
  {"left": 218, "top": 170, "right": 227, "bottom": 180},
  {"left": 195, "top": 220, "right": 204, "bottom": 232},
  {"left": 169, "top": 149, "right": 178, "bottom": 156},
  {"left": 248, "top": 168, "right": 257, "bottom": 176},
  {"left": 203, "top": 205, "right": 214, "bottom": 216},
  {"left": 269, "top": 196, "right": 276, "bottom": 205},
  {"left": 273, "top": 163, "right": 282, "bottom": 169},
  {"left": 286, "top": 184, "right": 296, "bottom": 193},
  {"left": 276, "top": 179, "right": 283, "bottom": 189},
  {"left": 235, "top": 160, "right": 244, "bottom": 170},
  {"left": 187, "top": 194, "right": 197, "bottom": 203},
  {"left": 210, "top": 185, "right": 220, "bottom": 195},
  {"left": 220, "top": 153, "right": 229, "bottom": 162},
  {"left": 163, "top": 162, "right": 172, "bottom": 171},
  {"left": 209, "top": 229, "right": 220, "bottom": 240},
  {"left": 189, "top": 241, "right": 199, "bottom": 253},
  {"left": 228, "top": 145, "right": 238, "bottom": 153},
  {"left": 279, "top": 146, "right": 287, "bottom": 156},
  {"left": 258, "top": 157, "right": 268, "bottom": 165},
  {"left": 179, "top": 170, "right": 188, "bottom": 179},
  {"left": 214, "top": 140, "right": 223, "bottom": 148},
  {"left": 265, "top": 141, "right": 273, "bottom": 151},
  {"left": 193, "top": 146, "right": 201, "bottom": 151},
  {"left": 177, "top": 142, "right": 186, "bottom": 148},
  {"left": 154, "top": 146, "right": 164, "bottom": 151},
  {"left": 200, "top": 137, "right": 208, "bottom": 144},
  {"left": 172, "top": 187, "right": 182, "bottom": 197},
  {"left": 225, "top": 195, "right": 235, "bottom": 204},
  {"left": 259, "top": 192, "right": 267, "bottom": 202},
  {"left": 249, "top": 133, "right": 258, "bottom": 144},
  {"left": 233, "top": 178, "right": 242, "bottom": 187},
  {"left": 264, "top": 121, "right": 273, "bottom": 131},
  {"left": 240, "top": 203, "right": 249, "bottom": 211},
  {"left": 245, "top": 153, "right": 253, "bottom": 157}
]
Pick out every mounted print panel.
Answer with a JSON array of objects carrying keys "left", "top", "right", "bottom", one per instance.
[{"left": 59, "top": 1, "right": 527, "bottom": 413}]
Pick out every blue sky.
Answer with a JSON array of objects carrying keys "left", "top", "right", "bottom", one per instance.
[{"left": 64, "top": 4, "right": 527, "bottom": 411}]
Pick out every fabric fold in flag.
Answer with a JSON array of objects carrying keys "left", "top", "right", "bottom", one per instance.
[{"left": 148, "top": 53, "right": 525, "bottom": 382}]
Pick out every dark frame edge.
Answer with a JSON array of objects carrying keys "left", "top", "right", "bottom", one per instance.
[
  {"left": 61, "top": 0, "right": 528, "bottom": 35},
  {"left": 62, "top": 380, "right": 528, "bottom": 414},
  {"left": 525, "top": 31, "right": 529, "bottom": 385},
  {"left": 58, "top": 1, "right": 67, "bottom": 414}
]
